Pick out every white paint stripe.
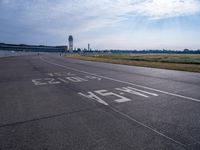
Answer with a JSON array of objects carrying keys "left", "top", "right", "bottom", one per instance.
[
  {"left": 116, "top": 87, "right": 149, "bottom": 98},
  {"left": 57, "top": 77, "right": 69, "bottom": 83},
  {"left": 126, "top": 86, "right": 158, "bottom": 96},
  {"left": 78, "top": 92, "right": 109, "bottom": 106},
  {"left": 109, "top": 106, "right": 186, "bottom": 148},
  {"left": 40, "top": 56, "right": 200, "bottom": 103},
  {"left": 115, "top": 99, "right": 131, "bottom": 103}
]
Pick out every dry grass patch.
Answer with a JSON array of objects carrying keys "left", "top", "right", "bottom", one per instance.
[{"left": 66, "top": 54, "right": 200, "bottom": 73}]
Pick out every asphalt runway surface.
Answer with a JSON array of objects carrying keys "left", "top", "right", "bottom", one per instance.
[{"left": 0, "top": 53, "right": 200, "bottom": 150}]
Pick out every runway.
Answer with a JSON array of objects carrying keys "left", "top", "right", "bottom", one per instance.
[{"left": 0, "top": 53, "right": 200, "bottom": 150}]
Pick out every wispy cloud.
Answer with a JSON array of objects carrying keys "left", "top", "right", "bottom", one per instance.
[
  {"left": 1, "top": 0, "right": 200, "bottom": 31},
  {"left": 0, "top": 0, "right": 200, "bottom": 49},
  {"left": 133, "top": 0, "right": 200, "bottom": 19}
]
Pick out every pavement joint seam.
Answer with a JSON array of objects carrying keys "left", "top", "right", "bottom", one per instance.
[
  {"left": 0, "top": 106, "right": 104, "bottom": 129},
  {"left": 109, "top": 106, "right": 188, "bottom": 149}
]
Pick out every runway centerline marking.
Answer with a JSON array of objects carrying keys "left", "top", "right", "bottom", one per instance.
[{"left": 40, "top": 56, "right": 200, "bottom": 103}]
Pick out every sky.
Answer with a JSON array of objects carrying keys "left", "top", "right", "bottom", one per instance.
[{"left": 0, "top": 0, "right": 200, "bottom": 50}]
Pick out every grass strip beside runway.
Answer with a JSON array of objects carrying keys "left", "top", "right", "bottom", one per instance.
[{"left": 66, "top": 54, "right": 200, "bottom": 73}]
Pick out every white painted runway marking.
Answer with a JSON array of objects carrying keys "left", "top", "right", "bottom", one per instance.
[
  {"left": 32, "top": 79, "right": 47, "bottom": 86},
  {"left": 40, "top": 56, "right": 188, "bottom": 148},
  {"left": 57, "top": 77, "right": 69, "bottom": 83},
  {"left": 47, "top": 72, "right": 76, "bottom": 77},
  {"left": 126, "top": 86, "right": 158, "bottom": 96},
  {"left": 85, "top": 75, "right": 101, "bottom": 80},
  {"left": 79, "top": 89, "right": 131, "bottom": 105},
  {"left": 32, "top": 77, "right": 88, "bottom": 85},
  {"left": 78, "top": 92, "right": 109, "bottom": 105},
  {"left": 40, "top": 56, "right": 200, "bottom": 103},
  {"left": 95, "top": 90, "right": 131, "bottom": 103},
  {"left": 45, "top": 78, "right": 61, "bottom": 85},
  {"left": 65, "top": 77, "right": 88, "bottom": 82},
  {"left": 116, "top": 87, "right": 149, "bottom": 98},
  {"left": 78, "top": 86, "right": 157, "bottom": 105},
  {"left": 32, "top": 78, "right": 61, "bottom": 85},
  {"left": 32, "top": 72, "right": 101, "bottom": 86}
]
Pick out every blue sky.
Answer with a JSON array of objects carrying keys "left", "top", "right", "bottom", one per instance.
[{"left": 0, "top": 0, "right": 200, "bottom": 50}]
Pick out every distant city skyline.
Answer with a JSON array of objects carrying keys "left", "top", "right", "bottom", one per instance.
[{"left": 0, "top": 0, "right": 200, "bottom": 50}]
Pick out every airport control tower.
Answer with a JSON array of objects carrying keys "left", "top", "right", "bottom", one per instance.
[{"left": 68, "top": 35, "right": 73, "bottom": 52}]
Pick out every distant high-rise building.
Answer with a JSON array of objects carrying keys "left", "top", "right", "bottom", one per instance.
[{"left": 68, "top": 35, "right": 73, "bottom": 52}]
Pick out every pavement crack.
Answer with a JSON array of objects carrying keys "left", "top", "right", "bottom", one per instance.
[
  {"left": 109, "top": 106, "right": 188, "bottom": 150},
  {"left": 0, "top": 106, "right": 104, "bottom": 129}
]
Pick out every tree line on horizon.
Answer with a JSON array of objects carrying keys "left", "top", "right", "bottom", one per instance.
[{"left": 0, "top": 43, "right": 200, "bottom": 54}]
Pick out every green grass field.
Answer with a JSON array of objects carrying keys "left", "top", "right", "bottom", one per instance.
[{"left": 66, "top": 54, "right": 200, "bottom": 73}]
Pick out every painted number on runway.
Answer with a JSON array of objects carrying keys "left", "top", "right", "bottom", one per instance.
[
  {"left": 32, "top": 72, "right": 101, "bottom": 86},
  {"left": 32, "top": 78, "right": 61, "bottom": 85}
]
